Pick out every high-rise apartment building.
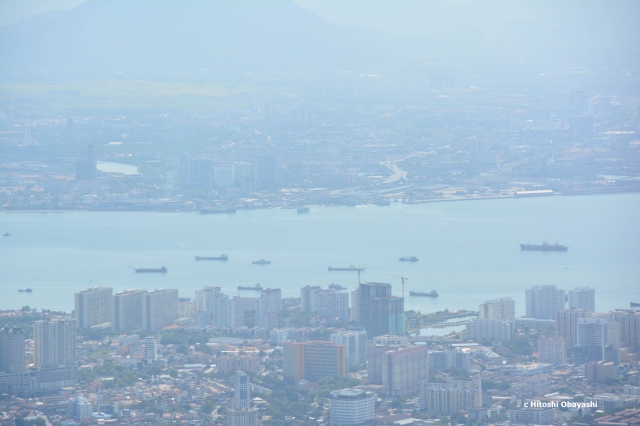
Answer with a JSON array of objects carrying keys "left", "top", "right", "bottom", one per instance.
[
  {"left": 232, "top": 162, "right": 252, "bottom": 196},
  {"left": 230, "top": 297, "right": 245, "bottom": 328},
  {"left": 75, "top": 287, "right": 112, "bottom": 328},
  {"left": 213, "top": 166, "right": 233, "bottom": 189},
  {"left": 428, "top": 350, "right": 471, "bottom": 372},
  {"left": 144, "top": 336, "right": 158, "bottom": 366},
  {"left": 577, "top": 317, "right": 620, "bottom": 362},
  {"left": 142, "top": 289, "right": 178, "bottom": 331},
  {"left": 179, "top": 156, "right": 212, "bottom": 189},
  {"left": 525, "top": 285, "right": 565, "bottom": 319},
  {"left": 367, "top": 338, "right": 411, "bottom": 385},
  {"left": 556, "top": 308, "right": 591, "bottom": 348},
  {"left": 110, "top": 289, "right": 144, "bottom": 332},
  {"left": 316, "top": 290, "right": 350, "bottom": 320},
  {"left": 420, "top": 378, "right": 482, "bottom": 414},
  {"left": 195, "top": 286, "right": 223, "bottom": 326},
  {"left": 585, "top": 361, "right": 615, "bottom": 383},
  {"left": 329, "top": 388, "right": 376, "bottom": 426},
  {"left": 350, "top": 289, "right": 360, "bottom": 322},
  {"left": 226, "top": 408, "right": 259, "bottom": 426},
  {"left": 479, "top": 298, "right": 515, "bottom": 322},
  {"left": 568, "top": 287, "right": 596, "bottom": 312},
  {"left": 300, "top": 286, "right": 321, "bottom": 312},
  {"left": 466, "top": 319, "right": 513, "bottom": 341},
  {"left": 234, "top": 371, "right": 250, "bottom": 409},
  {"left": 255, "top": 288, "right": 281, "bottom": 330},
  {"left": 33, "top": 318, "right": 76, "bottom": 370},
  {"left": 0, "top": 327, "right": 25, "bottom": 373},
  {"left": 283, "top": 341, "right": 346, "bottom": 385},
  {"left": 256, "top": 154, "right": 277, "bottom": 184},
  {"left": 607, "top": 310, "right": 640, "bottom": 352},
  {"left": 382, "top": 345, "right": 429, "bottom": 396},
  {"left": 330, "top": 329, "right": 367, "bottom": 371},
  {"left": 359, "top": 282, "right": 405, "bottom": 338},
  {"left": 537, "top": 336, "right": 566, "bottom": 365}
]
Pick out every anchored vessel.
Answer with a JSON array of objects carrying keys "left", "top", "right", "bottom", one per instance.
[
  {"left": 297, "top": 206, "right": 310, "bottom": 213},
  {"left": 252, "top": 258, "right": 271, "bottom": 265},
  {"left": 238, "top": 284, "right": 263, "bottom": 291},
  {"left": 520, "top": 241, "right": 568, "bottom": 251},
  {"left": 135, "top": 267, "right": 168, "bottom": 273},
  {"left": 18, "top": 289, "right": 33, "bottom": 293},
  {"left": 201, "top": 208, "right": 237, "bottom": 214},
  {"left": 195, "top": 254, "right": 228, "bottom": 261},
  {"left": 410, "top": 290, "right": 439, "bottom": 297},
  {"left": 631, "top": 302, "right": 640, "bottom": 308},
  {"left": 328, "top": 265, "right": 363, "bottom": 271},
  {"left": 399, "top": 256, "right": 418, "bottom": 262},
  {"left": 2, "top": 232, "right": 10, "bottom": 237}
]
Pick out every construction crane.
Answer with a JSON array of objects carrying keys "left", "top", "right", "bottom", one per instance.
[
  {"left": 388, "top": 274, "right": 408, "bottom": 299},
  {"left": 356, "top": 266, "right": 383, "bottom": 285}
]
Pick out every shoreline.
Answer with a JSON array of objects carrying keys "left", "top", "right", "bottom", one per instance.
[{"left": 1, "top": 188, "right": 639, "bottom": 213}]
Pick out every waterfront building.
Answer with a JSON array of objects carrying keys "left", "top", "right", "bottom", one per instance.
[
  {"left": 479, "top": 297, "right": 515, "bottom": 322},
  {"left": 255, "top": 288, "right": 281, "bottom": 330},
  {"left": 142, "top": 289, "right": 178, "bottom": 331},
  {"left": 110, "top": 289, "right": 144, "bottom": 332},
  {"left": 359, "top": 282, "right": 405, "bottom": 338},
  {"left": 74, "top": 287, "right": 112, "bottom": 328},
  {"left": 256, "top": 154, "right": 278, "bottom": 184},
  {"left": 283, "top": 341, "right": 346, "bottom": 385},
  {"left": 537, "top": 336, "right": 566, "bottom": 365},
  {"left": 329, "top": 388, "right": 376, "bottom": 426},
  {"left": 213, "top": 166, "right": 233, "bottom": 189},
  {"left": 0, "top": 327, "right": 25, "bottom": 373},
  {"left": 33, "top": 318, "right": 76, "bottom": 370},
  {"left": 526, "top": 285, "right": 565, "bottom": 320},
  {"left": 466, "top": 319, "right": 513, "bottom": 341},
  {"left": 234, "top": 371, "right": 250, "bottom": 409},
  {"left": 230, "top": 297, "right": 245, "bottom": 328},
  {"left": 568, "top": 287, "right": 596, "bottom": 312}
]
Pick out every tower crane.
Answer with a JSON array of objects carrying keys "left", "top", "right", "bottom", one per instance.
[{"left": 388, "top": 274, "right": 408, "bottom": 299}]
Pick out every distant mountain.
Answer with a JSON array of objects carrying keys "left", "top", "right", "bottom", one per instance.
[{"left": 0, "top": 0, "right": 384, "bottom": 77}]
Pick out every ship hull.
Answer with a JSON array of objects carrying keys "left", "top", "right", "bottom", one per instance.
[
  {"left": 195, "top": 256, "right": 228, "bottom": 261},
  {"left": 520, "top": 244, "right": 568, "bottom": 251},
  {"left": 135, "top": 267, "right": 167, "bottom": 273}
]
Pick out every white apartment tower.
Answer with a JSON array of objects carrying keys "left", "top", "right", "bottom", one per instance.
[
  {"left": 525, "top": 285, "right": 565, "bottom": 320},
  {"left": 479, "top": 297, "right": 515, "bottom": 322},
  {"left": 569, "top": 287, "right": 596, "bottom": 312},
  {"left": 537, "top": 336, "right": 566, "bottom": 365},
  {"left": 329, "top": 389, "right": 376, "bottom": 426},
  {"left": 110, "top": 289, "right": 145, "bottom": 331},
  {"left": 144, "top": 336, "right": 158, "bottom": 366},
  {"left": 330, "top": 329, "right": 367, "bottom": 371},
  {"left": 33, "top": 318, "right": 76, "bottom": 370},
  {"left": 75, "top": 287, "right": 112, "bottom": 328},
  {"left": 142, "top": 289, "right": 179, "bottom": 331}
]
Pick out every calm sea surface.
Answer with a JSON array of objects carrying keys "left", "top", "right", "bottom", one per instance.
[{"left": 1, "top": 194, "right": 639, "bottom": 315}]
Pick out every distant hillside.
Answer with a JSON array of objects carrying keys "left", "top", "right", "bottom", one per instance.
[{"left": 0, "top": 0, "right": 383, "bottom": 77}]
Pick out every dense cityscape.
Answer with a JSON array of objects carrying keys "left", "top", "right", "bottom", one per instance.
[
  {"left": 1, "top": 0, "right": 639, "bottom": 425},
  {"left": 1, "top": 282, "right": 639, "bottom": 425}
]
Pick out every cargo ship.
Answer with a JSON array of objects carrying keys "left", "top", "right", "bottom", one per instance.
[
  {"left": 201, "top": 208, "right": 237, "bottom": 214},
  {"left": 195, "top": 254, "right": 228, "bottom": 261},
  {"left": 399, "top": 256, "right": 418, "bottom": 262},
  {"left": 2, "top": 232, "right": 10, "bottom": 237},
  {"left": 631, "top": 302, "right": 640, "bottom": 308},
  {"left": 238, "top": 284, "right": 263, "bottom": 291},
  {"left": 410, "top": 290, "right": 438, "bottom": 297},
  {"left": 328, "top": 266, "right": 363, "bottom": 271},
  {"left": 520, "top": 241, "right": 568, "bottom": 251},
  {"left": 18, "top": 288, "right": 32, "bottom": 293},
  {"left": 134, "top": 267, "right": 168, "bottom": 273},
  {"left": 252, "top": 258, "right": 271, "bottom": 265},
  {"left": 297, "top": 206, "right": 310, "bottom": 213}
]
